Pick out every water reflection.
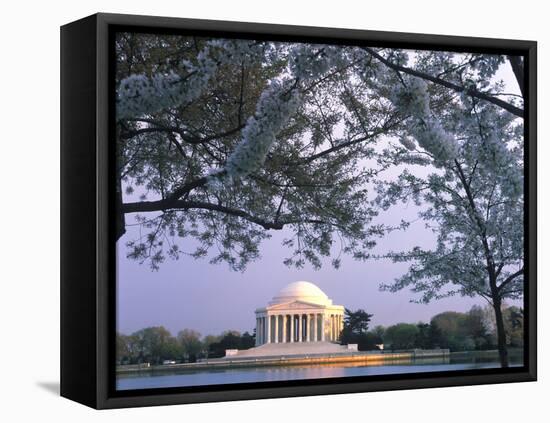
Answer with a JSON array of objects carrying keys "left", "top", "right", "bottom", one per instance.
[{"left": 116, "top": 351, "right": 523, "bottom": 391}]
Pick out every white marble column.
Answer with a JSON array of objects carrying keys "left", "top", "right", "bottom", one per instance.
[
  {"left": 290, "top": 314, "right": 294, "bottom": 343},
  {"left": 282, "top": 315, "right": 287, "bottom": 343},
  {"left": 312, "top": 314, "right": 316, "bottom": 342},
  {"left": 258, "top": 317, "right": 261, "bottom": 345},
  {"left": 316, "top": 314, "right": 320, "bottom": 342},
  {"left": 303, "top": 314, "right": 307, "bottom": 342},
  {"left": 256, "top": 318, "right": 259, "bottom": 346},
  {"left": 274, "top": 315, "right": 279, "bottom": 343},
  {"left": 296, "top": 314, "right": 300, "bottom": 342},
  {"left": 265, "top": 314, "right": 270, "bottom": 343}
]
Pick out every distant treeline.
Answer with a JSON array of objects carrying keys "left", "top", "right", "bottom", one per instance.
[
  {"left": 116, "top": 328, "right": 255, "bottom": 365},
  {"left": 342, "top": 304, "right": 523, "bottom": 352},
  {"left": 117, "top": 304, "right": 523, "bottom": 365}
]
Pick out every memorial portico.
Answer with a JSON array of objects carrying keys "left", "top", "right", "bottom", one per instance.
[{"left": 254, "top": 281, "right": 345, "bottom": 346}]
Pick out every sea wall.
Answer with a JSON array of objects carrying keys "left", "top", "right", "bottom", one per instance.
[{"left": 116, "top": 349, "right": 450, "bottom": 374}]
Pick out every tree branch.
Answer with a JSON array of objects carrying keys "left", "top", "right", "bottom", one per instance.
[
  {"left": 294, "top": 116, "right": 402, "bottom": 165},
  {"left": 122, "top": 199, "right": 286, "bottom": 230},
  {"left": 121, "top": 121, "right": 246, "bottom": 145},
  {"left": 121, "top": 198, "right": 338, "bottom": 232},
  {"left": 498, "top": 267, "right": 524, "bottom": 292},
  {"left": 363, "top": 47, "right": 524, "bottom": 118},
  {"left": 164, "top": 175, "right": 211, "bottom": 203}
]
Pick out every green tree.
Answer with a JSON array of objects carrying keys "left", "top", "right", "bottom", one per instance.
[
  {"left": 116, "top": 332, "right": 132, "bottom": 364},
  {"left": 371, "top": 325, "right": 386, "bottom": 340},
  {"left": 158, "top": 335, "right": 182, "bottom": 362},
  {"left": 131, "top": 326, "right": 175, "bottom": 364},
  {"left": 177, "top": 329, "right": 203, "bottom": 362},
  {"left": 503, "top": 306, "right": 524, "bottom": 348},
  {"left": 343, "top": 308, "right": 373, "bottom": 335},
  {"left": 201, "top": 334, "right": 221, "bottom": 359},
  {"left": 341, "top": 308, "right": 376, "bottom": 350},
  {"left": 414, "top": 323, "right": 432, "bottom": 349},
  {"left": 207, "top": 330, "right": 256, "bottom": 358},
  {"left": 430, "top": 312, "right": 471, "bottom": 351},
  {"left": 360, "top": 331, "right": 384, "bottom": 350},
  {"left": 464, "top": 305, "right": 493, "bottom": 350},
  {"left": 240, "top": 331, "right": 256, "bottom": 349},
  {"left": 383, "top": 323, "right": 419, "bottom": 350}
]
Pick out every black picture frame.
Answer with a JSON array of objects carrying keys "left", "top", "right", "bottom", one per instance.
[{"left": 60, "top": 12, "right": 537, "bottom": 409}]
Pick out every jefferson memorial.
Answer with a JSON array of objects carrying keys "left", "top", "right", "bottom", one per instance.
[
  {"left": 225, "top": 281, "right": 354, "bottom": 358},
  {"left": 255, "top": 281, "right": 344, "bottom": 345}
]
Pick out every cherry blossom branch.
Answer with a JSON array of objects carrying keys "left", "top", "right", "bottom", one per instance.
[
  {"left": 363, "top": 46, "right": 524, "bottom": 118},
  {"left": 121, "top": 121, "right": 246, "bottom": 144},
  {"left": 116, "top": 40, "right": 266, "bottom": 120}
]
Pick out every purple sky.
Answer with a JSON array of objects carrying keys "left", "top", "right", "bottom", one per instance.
[{"left": 116, "top": 59, "right": 522, "bottom": 338}]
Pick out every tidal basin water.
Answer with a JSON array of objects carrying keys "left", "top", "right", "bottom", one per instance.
[{"left": 116, "top": 351, "right": 523, "bottom": 391}]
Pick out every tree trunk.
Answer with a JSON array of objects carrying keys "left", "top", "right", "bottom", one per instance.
[
  {"left": 507, "top": 56, "right": 524, "bottom": 97},
  {"left": 115, "top": 184, "right": 126, "bottom": 241},
  {"left": 492, "top": 299, "right": 509, "bottom": 368}
]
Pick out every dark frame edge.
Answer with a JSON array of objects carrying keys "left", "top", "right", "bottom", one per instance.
[
  {"left": 93, "top": 12, "right": 536, "bottom": 50},
  {"left": 99, "top": 371, "right": 536, "bottom": 409},
  {"left": 525, "top": 42, "right": 537, "bottom": 382},
  {"left": 60, "top": 14, "right": 99, "bottom": 409},
  {"left": 60, "top": 12, "right": 537, "bottom": 410}
]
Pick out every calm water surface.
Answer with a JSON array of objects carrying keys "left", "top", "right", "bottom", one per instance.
[{"left": 116, "top": 352, "right": 523, "bottom": 391}]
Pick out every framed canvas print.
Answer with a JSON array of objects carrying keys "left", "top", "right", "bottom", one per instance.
[{"left": 60, "top": 13, "right": 537, "bottom": 409}]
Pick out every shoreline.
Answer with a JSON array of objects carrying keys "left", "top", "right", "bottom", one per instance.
[{"left": 116, "top": 349, "right": 454, "bottom": 374}]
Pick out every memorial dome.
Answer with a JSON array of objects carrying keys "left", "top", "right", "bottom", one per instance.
[{"left": 269, "top": 281, "right": 332, "bottom": 306}]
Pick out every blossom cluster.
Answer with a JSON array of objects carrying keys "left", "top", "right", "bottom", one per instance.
[
  {"left": 398, "top": 135, "right": 417, "bottom": 151},
  {"left": 210, "top": 44, "right": 350, "bottom": 185},
  {"left": 479, "top": 133, "right": 523, "bottom": 199},
  {"left": 389, "top": 76, "right": 459, "bottom": 165},
  {"left": 411, "top": 118, "right": 460, "bottom": 164},
  {"left": 288, "top": 44, "right": 347, "bottom": 82},
  {"left": 214, "top": 78, "right": 302, "bottom": 183},
  {"left": 116, "top": 40, "right": 266, "bottom": 119},
  {"left": 389, "top": 77, "right": 431, "bottom": 119}
]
